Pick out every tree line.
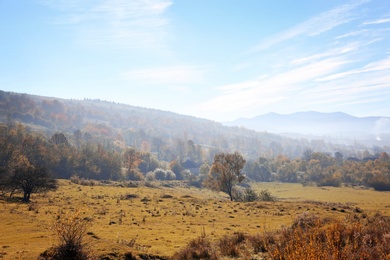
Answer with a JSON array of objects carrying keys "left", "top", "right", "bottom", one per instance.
[
  {"left": 244, "top": 150, "right": 390, "bottom": 190},
  {"left": 1, "top": 123, "right": 389, "bottom": 202}
]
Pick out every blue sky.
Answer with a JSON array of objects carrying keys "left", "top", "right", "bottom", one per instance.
[{"left": 1, "top": 0, "right": 390, "bottom": 121}]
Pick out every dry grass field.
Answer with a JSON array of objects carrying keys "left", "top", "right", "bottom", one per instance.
[{"left": 0, "top": 180, "right": 389, "bottom": 259}]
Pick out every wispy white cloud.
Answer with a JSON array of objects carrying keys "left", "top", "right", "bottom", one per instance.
[
  {"left": 40, "top": 0, "right": 172, "bottom": 49},
  {"left": 290, "top": 43, "right": 359, "bottom": 65},
  {"left": 250, "top": 0, "right": 368, "bottom": 52},
  {"left": 121, "top": 66, "right": 205, "bottom": 85},
  {"left": 336, "top": 29, "right": 369, "bottom": 39},
  {"left": 195, "top": 57, "right": 347, "bottom": 116},
  {"left": 317, "top": 56, "right": 390, "bottom": 81},
  {"left": 299, "top": 67, "right": 390, "bottom": 111},
  {"left": 363, "top": 17, "right": 390, "bottom": 25}
]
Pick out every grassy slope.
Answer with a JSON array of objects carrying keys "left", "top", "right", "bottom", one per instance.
[{"left": 0, "top": 180, "right": 389, "bottom": 259}]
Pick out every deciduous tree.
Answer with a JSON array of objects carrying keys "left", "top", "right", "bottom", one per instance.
[
  {"left": 9, "top": 155, "right": 57, "bottom": 201},
  {"left": 204, "top": 152, "right": 246, "bottom": 201},
  {"left": 123, "top": 148, "right": 142, "bottom": 179}
]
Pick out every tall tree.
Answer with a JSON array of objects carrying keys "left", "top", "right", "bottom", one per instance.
[
  {"left": 9, "top": 155, "right": 57, "bottom": 201},
  {"left": 204, "top": 152, "right": 246, "bottom": 201},
  {"left": 123, "top": 148, "right": 142, "bottom": 177}
]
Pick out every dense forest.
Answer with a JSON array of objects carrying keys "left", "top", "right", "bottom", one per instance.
[{"left": 1, "top": 91, "right": 389, "bottom": 191}]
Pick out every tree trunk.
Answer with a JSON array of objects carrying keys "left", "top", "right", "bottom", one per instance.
[
  {"left": 23, "top": 191, "right": 30, "bottom": 202},
  {"left": 228, "top": 190, "right": 233, "bottom": 201}
]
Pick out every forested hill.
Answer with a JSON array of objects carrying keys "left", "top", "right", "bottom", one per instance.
[{"left": 0, "top": 90, "right": 385, "bottom": 160}]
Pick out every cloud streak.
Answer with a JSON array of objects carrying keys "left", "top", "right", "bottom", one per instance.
[
  {"left": 363, "top": 17, "right": 390, "bottom": 25},
  {"left": 250, "top": 0, "right": 368, "bottom": 52},
  {"left": 41, "top": 0, "right": 173, "bottom": 49},
  {"left": 196, "top": 57, "right": 347, "bottom": 116},
  {"left": 317, "top": 56, "right": 390, "bottom": 81}
]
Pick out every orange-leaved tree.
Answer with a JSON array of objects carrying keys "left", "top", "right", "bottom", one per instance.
[{"left": 204, "top": 152, "right": 246, "bottom": 201}]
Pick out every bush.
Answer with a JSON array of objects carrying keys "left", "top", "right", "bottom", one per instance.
[
  {"left": 174, "top": 213, "right": 390, "bottom": 259},
  {"left": 173, "top": 237, "right": 218, "bottom": 260},
  {"left": 70, "top": 175, "right": 98, "bottom": 186},
  {"left": 234, "top": 188, "right": 277, "bottom": 202},
  {"left": 243, "top": 187, "right": 258, "bottom": 202},
  {"left": 258, "top": 189, "right": 277, "bottom": 202},
  {"left": 165, "top": 170, "right": 176, "bottom": 180},
  {"left": 218, "top": 232, "right": 246, "bottom": 257},
  {"left": 145, "top": 172, "right": 156, "bottom": 181},
  {"left": 126, "top": 170, "right": 144, "bottom": 181},
  {"left": 153, "top": 168, "right": 167, "bottom": 180},
  {"left": 70, "top": 175, "right": 81, "bottom": 184},
  {"left": 40, "top": 210, "right": 92, "bottom": 259},
  {"left": 233, "top": 188, "right": 257, "bottom": 202},
  {"left": 291, "top": 212, "right": 322, "bottom": 230},
  {"left": 318, "top": 176, "right": 341, "bottom": 187},
  {"left": 265, "top": 213, "right": 390, "bottom": 259}
]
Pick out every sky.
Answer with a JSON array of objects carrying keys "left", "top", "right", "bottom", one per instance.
[{"left": 1, "top": 0, "right": 390, "bottom": 122}]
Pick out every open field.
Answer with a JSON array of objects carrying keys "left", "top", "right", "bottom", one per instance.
[{"left": 1, "top": 180, "right": 389, "bottom": 259}]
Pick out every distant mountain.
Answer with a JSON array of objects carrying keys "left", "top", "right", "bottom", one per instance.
[{"left": 225, "top": 111, "right": 390, "bottom": 146}]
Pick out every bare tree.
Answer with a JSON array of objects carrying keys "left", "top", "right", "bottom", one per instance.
[{"left": 204, "top": 152, "right": 246, "bottom": 201}]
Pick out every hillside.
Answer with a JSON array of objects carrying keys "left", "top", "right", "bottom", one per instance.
[
  {"left": 0, "top": 90, "right": 386, "bottom": 160},
  {"left": 225, "top": 111, "right": 390, "bottom": 147}
]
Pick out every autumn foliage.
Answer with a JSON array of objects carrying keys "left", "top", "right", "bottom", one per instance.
[
  {"left": 174, "top": 212, "right": 390, "bottom": 259},
  {"left": 204, "top": 152, "right": 246, "bottom": 201}
]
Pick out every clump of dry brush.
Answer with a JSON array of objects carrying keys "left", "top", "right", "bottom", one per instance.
[
  {"left": 173, "top": 212, "right": 390, "bottom": 260},
  {"left": 39, "top": 210, "right": 93, "bottom": 260}
]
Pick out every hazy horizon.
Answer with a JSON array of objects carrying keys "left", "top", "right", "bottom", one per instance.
[{"left": 1, "top": 0, "right": 390, "bottom": 121}]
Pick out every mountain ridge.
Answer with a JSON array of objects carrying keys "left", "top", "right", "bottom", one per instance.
[{"left": 224, "top": 111, "right": 390, "bottom": 146}]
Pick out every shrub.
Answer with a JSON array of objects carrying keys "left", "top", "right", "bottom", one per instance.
[
  {"left": 265, "top": 212, "right": 390, "bottom": 259},
  {"left": 120, "top": 193, "right": 139, "bottom": 200},
  {"left": 174, "top": 213, "right": 390, "bottom": 259},
  {"left": 126, "top": 170, "right": 144, "bottom": 181},
  {"left": 218, "top": 232, "right": 246, "bottom": 257},
  {"left": 165, "top": 170, "right": 176, "bottom": 180},
  {"left": 234, "top": 188, "right": 277, "bottom": 202},
  {"left": 232, "top": 188, "right": 251, "bottom": 202},
  {"left": 173, "top": 237, "right": 218, "bottom": 260},
  {"left": 70, "top": 174, "right": 81, "bottom": 184},
  {"left": 243, "top": 187, "right": 258, "bottom": 202},
  {"left": 291, "top": 212, "right": 322, "bottom": 230},
  {"left": 258, "top": 189, "right": 277, "bottom": 202},
  {"left": 153, "top": 168, "right": 167, "bottom": 180},
  {"left": 40, "top": 210, "right": 92, "bottom": 259},
  {"left": 318, "top": 176, "right": 341, "bottom": 187},
  {"left": 145, "top": 172, "right": 156, "bottom": 181},
  {"left": 70, "top": 175, "right": 98, "bottom": 186}
]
